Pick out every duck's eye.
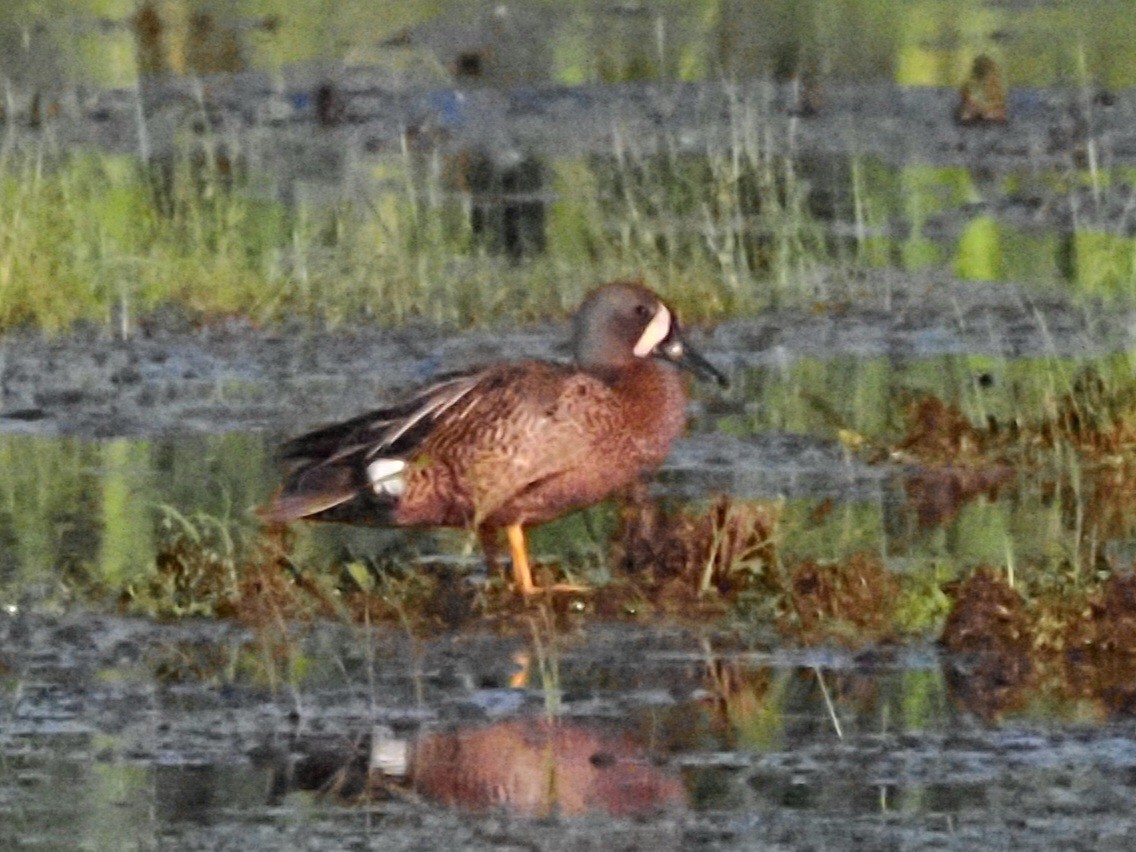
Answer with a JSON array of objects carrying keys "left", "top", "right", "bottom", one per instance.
[{"left": 634, "top": 303, "right": 653, "bottom": 320}]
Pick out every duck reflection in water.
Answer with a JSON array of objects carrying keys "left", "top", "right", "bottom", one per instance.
[{"left": 275, "top": 718, "right": 687, "bottom": 818}]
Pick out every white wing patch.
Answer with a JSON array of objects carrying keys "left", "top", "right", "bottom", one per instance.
[{"left": 367, "top": 458, "right": 406, "bottom": 497}]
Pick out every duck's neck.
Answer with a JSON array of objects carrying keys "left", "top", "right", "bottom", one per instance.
[{"left": 611, "top": 359, "right": 690, "bottom": 461}]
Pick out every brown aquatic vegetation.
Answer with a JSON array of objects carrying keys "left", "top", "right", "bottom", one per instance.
[
  {"left": 230, "top": 543, "right": 360, "bottom": 690},
  {"left": 780, "top": 553, "right": 899, "bottom": 646},
  {"left": 1044, "top": 369, "right": 1136, "bottom": 453},
  {"left": 1063, "top": 573, "right": 1136, "bottom": 716},
  {"left": 904, "top": 464, "right": 1015, "bottom": 527},
  {"left": 1075, "top": 573, "right": 1136, "bottom": 653},
  {"left": 940, "top": 568, "right": 1033, "bottom": 721},
  {"left": 143, "top": 522, "right": 351, "bottom": 686},
  {"left": 942, "top": 568, "right": 1032, "bottom": 653},
  {"left": 144, "top": 517, "right": 338, "bottom": 625},
  {"left": 137, "top": 510, "right": 273, "bottom": 619},
  {"left": 613, "top": 492, "right": 780, "bottom": 602},
  {"left": 887, "top": 396, "right": 1015, "bottom": 527},
  {"left": 149, "top": 531, "right": 241, "bottom": 619},
  {"left": 233, "top": 549, "right": 335, "bottom": 628},
  {"left": 144, "top": 507, "right": 486, "bottom": 632},
  {"left": 340, "top": 560, "right": 482, "bottom": 632},
  {"left": 938, "top": 566, "right": 1136, "bottom": 721},
  {"left": 896, "top": 396, "right": 985, "bottom": 461},
  {"left": 144, "top": 490, "right": 770, "bottom": 632},
  {"left": 894, "top": 378, "right": 1136, "bottom": 469},
  {"left": 1005, "top": 369, "right": 1136, "bottom": 494},
  {"left": 896, "top": 372, "right": 1136, "bottom": 466}
]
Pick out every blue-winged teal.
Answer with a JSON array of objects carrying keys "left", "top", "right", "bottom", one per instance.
[{"left": 260, "top": 280, "right": 727, "bottom": 594}]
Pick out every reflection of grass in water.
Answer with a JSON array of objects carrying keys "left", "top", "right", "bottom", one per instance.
[
  {"left": 723, "top": 351, "right": 1136, "bottom": 471},
  {"left": 7, "top": 358, "right": 1136, "bottom": 657},
  {"left": 140, "top": 504, "right": 245, "bottom": 617},
  {"left": 0, "top": 88, "right": 829, "bottom": 333},
  {"left": 5, "top": 359, "right": 1136, "bottom": 650},
  {"left": 528, "top": 606, "right": 562, "bottom": 720}
]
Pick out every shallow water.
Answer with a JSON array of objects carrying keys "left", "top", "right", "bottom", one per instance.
[
  {"left": 4, "top": 614, "right": 1136, "bottom": 851},
  {"left": 3, "top": 335, "right": 1135, "bottom": 590}
]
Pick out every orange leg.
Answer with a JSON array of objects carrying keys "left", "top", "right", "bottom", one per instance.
[
  {"left": 505, "top": 523, "right": 592, "bottom": 596},
  {"left": 505, "top": 523, "right": 536, "bottom": 594}
]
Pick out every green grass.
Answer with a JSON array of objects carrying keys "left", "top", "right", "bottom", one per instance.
[
  {"left": 0, "top": 85, "right": 832, "bottom": 334},
  {"left": 6, "top": 89, "right": 1135, "bottom": 334}
]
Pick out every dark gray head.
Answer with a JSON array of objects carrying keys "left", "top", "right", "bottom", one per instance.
[{"left": 572, "top": 280, "right": 728, "bottom": 386}]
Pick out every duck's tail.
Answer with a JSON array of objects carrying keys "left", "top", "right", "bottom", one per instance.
[{"left": 257, "top": 453, "right": 404, "bottom": 527}]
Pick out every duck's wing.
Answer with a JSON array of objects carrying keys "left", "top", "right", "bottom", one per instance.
[
  {"left": 384, "top": 361, "right": 647, "bottom": 531},
  {"left": 280, "top": 370, "right": 484, "bottom": 464},
  {"left": 259, "top": 369, "right": 486, "bottom": 523}
]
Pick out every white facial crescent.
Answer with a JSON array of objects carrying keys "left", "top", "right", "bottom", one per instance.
[{"left": 632, "top": 304, "right": 672, "bottom": 358}]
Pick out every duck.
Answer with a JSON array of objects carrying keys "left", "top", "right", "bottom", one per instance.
[{"left": 259, "top": 279, "right": 727, "bottom": 594}]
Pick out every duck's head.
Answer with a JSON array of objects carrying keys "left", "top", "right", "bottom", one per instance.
[{"left": 573, "top": 279, "right": 728, "bottom": 387}]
